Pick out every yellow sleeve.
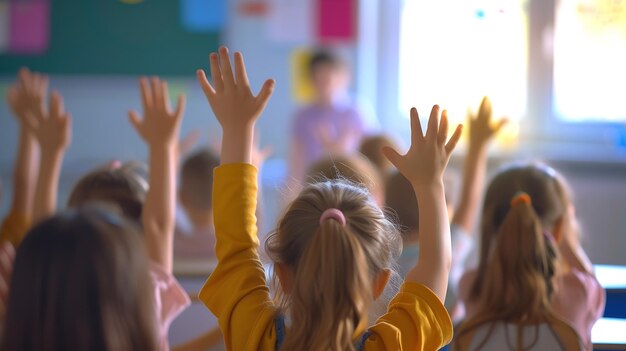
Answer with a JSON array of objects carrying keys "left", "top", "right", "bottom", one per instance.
[
  {"left": 0, "top": 211, "right": 31, "bottom": 247},
  {"left": 198, "top": 163, "right": 278, "bottom": 351},
  {"left": 365, "top": 282, "right": 453, "bottom": 351}
]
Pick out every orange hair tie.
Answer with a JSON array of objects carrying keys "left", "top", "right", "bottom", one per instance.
[{"left": 511, "top": 192, "right": 532, "bottom": 207}]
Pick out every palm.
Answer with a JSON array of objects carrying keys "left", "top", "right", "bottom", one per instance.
[
  {"left": 383, "top": 106, "right": 462, "bottom": 187},
  {"left": 128, "top": 77, "right": 185, "bottom": 147},
  {"left": 197, "top": 48, "right": 274, "bottom": 131},
  {"left": 7, "top": 68, "right": 48, "bottom": 125},
  {"left": 25, "top": 91, "right": 72, "bottom": 153},
  {"left": 469, "top": 97, "right": 507, "bottom": 147}
]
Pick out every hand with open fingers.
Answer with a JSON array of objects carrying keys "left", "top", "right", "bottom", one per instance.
[
  {"left": 0, "top": 242, "right": 16, "bottom": 322},
  {"left": 383, "top": 105, "right": 463, "bottom": 187},
  {"left": 468, "top": 96, "right": 507, "bottom": 148},
  {"left": 196, "top": 47, "right": 275, "bottom": 132},
  {"left": 128, "top": 77, "right": 186, "bottom": 148},
  {"left": 7, "top": 67, "right": 48, "bottom": 125},
  {"left": 24, "top": 91, "right": 72, "bottom": 154}
]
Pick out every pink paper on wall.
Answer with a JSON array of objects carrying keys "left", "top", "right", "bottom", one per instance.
[
  {"left": 0, "top": 2, "right": 9, "bottom": 54},
  {"left": 9, "top": 0, "right": 50, "bottom": 54},
  {"left": 316, "top": 0, "right": 355, "bottom": 42}
]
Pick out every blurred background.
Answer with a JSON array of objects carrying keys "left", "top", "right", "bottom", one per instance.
[{"left": 1, "top": 0, "right": 626, "bottom": 346}]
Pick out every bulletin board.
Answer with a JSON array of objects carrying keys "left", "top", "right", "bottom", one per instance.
[{"left": 0, "top": 0, "right": 223, "bottom": 75}]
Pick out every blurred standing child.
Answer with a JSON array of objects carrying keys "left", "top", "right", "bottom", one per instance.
[{"left": 289, "top": 50, "right": 373, "bottom": 183}]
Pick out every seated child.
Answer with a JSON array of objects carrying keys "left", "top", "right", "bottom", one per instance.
[
  {"left": 458, "top": 163, "right": 605, "bottom": 350},
  {"left": 196, "top": 47, "right": 462, "bottom": 350},
  {"left": 175, "top": 148, "right": 220, "bottom": 260},
  {"left": 452, "top": 192, "right": 583, "bottom": 350},
  {"left": 2, "top": 206, "right": 159, "bottom": 350}
]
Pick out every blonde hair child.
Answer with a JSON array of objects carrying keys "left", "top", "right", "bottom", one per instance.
[{"left": 196, "top": 47, "right": 462, "bottom": 350}]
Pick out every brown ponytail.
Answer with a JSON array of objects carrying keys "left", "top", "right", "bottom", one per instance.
[
  {"left": 456, "top": 192, "right": 558, "bottom": 346},
  {"left": 266, "top": 180, "right": 401, "bottom": 351}
]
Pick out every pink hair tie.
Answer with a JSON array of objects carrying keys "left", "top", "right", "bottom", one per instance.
[{"left": 320, "top": 208, "right": 346, "bottom": 226}]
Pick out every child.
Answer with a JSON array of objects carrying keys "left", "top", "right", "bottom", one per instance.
[
  {"left": 452, "top": 193, "right": 583, "bottom": 350},
  {"left": 30, "top": 76, "right": 190, "bottom": 350},
  {"left": 458, "top": 163, "right": 606, "bottom": 350},
  {"left": 1, "top": 206, "right": 159, "bottom": 350},
  {"left": 196, "top": 47, "right": 462, "bottom": 350},
  {"left": 0, "top": 68, "right": 47, "bottom": 246},
  {"left": 289, "top": 50, "right": 370, "bottom": 183},
  {"left": 175, "top": 148, "right": 220, "bottom": 260}
]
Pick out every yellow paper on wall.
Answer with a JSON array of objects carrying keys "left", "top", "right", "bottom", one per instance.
[{"left": 290, "top": 49, "right": 315, "bottom": 104}]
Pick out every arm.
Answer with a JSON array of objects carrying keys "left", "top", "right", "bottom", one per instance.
[
  {"left": 196, "top": 47, "right": 276, "bottom": 349},
  {"left": 383, "top": 106, "right": 463, "bottom": 301},
  {"left": 1, "top": 69, "right": 47, "bottom": 244},
  {"left": 451, "top": 96, "right": 506, "bottom": 233},
  {"left": 28, "top": 91, "right": 72, "bottom": 223},
  {"left": 128, "top": 77, "right": 185, "bottom": 274}
]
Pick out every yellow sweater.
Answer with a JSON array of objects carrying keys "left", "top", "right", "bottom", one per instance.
[
  {"left": 199, "top": 163, "right": 453, "bottom": 350},
  {"left": 0, "top": 211, "right": 30, "bottom": 247}
]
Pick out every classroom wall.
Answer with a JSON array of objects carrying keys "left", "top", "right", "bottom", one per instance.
[{"left": 0, "top": 0, "right": 624, "bottom": 267}]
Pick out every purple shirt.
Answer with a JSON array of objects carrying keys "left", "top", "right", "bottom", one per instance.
[{"left": 292, "top": 101, "right": 366, "bottom": 170}]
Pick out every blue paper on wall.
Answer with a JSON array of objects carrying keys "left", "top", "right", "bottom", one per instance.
[{"left": 181, "top": 0, "right": 226, "bottom": 32}]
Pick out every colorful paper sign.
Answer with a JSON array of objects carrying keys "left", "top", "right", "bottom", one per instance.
[
  {"left": 316, "top": 0, "right": 355, "bottom": 42},
  {"left": 181, "top": 0, "right": 227, "bottom": 32},
  {"left": 290, "top": 48, "right": 316, "bottom": 103},
  {"left": 9, "top": 0, "right": 50, "bottom": 54}
]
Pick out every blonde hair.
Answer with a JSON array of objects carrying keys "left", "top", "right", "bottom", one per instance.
[{"left": 265, "top": 180, "right": 401, "bottom": 351}]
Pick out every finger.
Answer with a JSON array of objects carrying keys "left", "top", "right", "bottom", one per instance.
[
  {"left": 219, "top": 47, "right": 235, "bottom": 88},
  {"left": 382, "top": 146, "right": 404, "bottom": 171},
  {"left": 478, "top": 96, "right": 492, "bottom": 121},
  {"left": 128, "top": 110, "right": 142, "bottom": 131},
  {"left": 18, "top": 67, "right": 30, "bottom": 91},
  {"left": 254, "top": 79, "right": 275, "bottom": 109},
  {"left": 234, "top": 51, "right": 250, "bottom": 88},
  {"left": 409, "top": 107, "right": 424, "bottom": 144},
  {"left": 50, "top": 91, "right": 64, "bottom": 120},
  {"left": 151, "top": 76, "right": 163, "bottom": 110},
  {"left": 7, "top": 86, "right": 18, "bottom": 106},
  {"left": 38, "top": 74, "right": 49, "bottom": 98},
  {"left": 161, "top": 80, "right": 171, "bottom": 112},
  {"left": 445, "top": 124, "right": 464, "bottom": 155},
  {"left": 494, "top": 117, "right": 509, "bottom": 133},
  {"left": 139, "top": 77, "right": 152, "bottom": 110},
  {"left": 438, "top": 109, "right": 449, "bottom": 145},
  {"left": 196, "top": 69, "right": 216, "bottom": 98},
  {"left": 426, "top": 105, "right": 440, "bottom": 141},
  {"left": 208, "top": 53, "right": 223, "bottom": 92},
  {"left": 174, "top": 94, "right": 186, "bottom": 120}
]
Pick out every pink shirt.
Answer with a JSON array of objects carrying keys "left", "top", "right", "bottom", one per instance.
[
  {"left": 458, "top": 268, "right": 605, "bottom": 350},
  {"left": 150, "top": 262, "right": 191, "bottom": 350}
]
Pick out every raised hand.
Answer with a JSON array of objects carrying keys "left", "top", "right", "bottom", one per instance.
[
  {"left": 196, "top": 47, "right": 274, "bottom": 132},
  {"left": 24, "top": 91, "right": 72, "bottom": 154},
  {"left": 196, "top": 47, "right": 275, "bottom": 164},
  {"left": 7, "top": 67, "right": 48, "bottom": 125},
  {"left": 383, "top": 105, "right": 462, "bottom": 187},
  {"left": 128, "top": 77, "right": 186, "bottom": 148},
  {"left": 468, "top": 96, "right": 507, "bottom": 148}
]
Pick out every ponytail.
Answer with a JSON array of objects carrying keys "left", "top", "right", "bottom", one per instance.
[
  {"left": 282, "top": 219, "right": 370, "bottom": 351},
  {"left": 266, "top": 181, "right": 401, "bottom": 351},
  {"left": 461, "top": 193, "right": 556, "bottom": 339}
]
